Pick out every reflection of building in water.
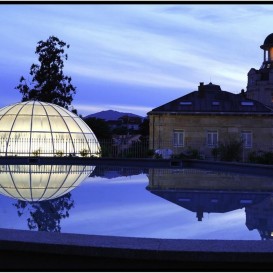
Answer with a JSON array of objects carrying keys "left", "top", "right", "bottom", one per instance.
[
  {"left": 147, "top": 168, "right": 273, "bottom": 191},
  {"left": 147, "top": 168, "right": 273, "bottom": 239},
  {"left": 91, "top": 166, "right": 147, "bottom": 179},
  {"left": 0, "top": 165, "right": 95, "bottom": 201},
  {"left": 246, "top": 196, "right": 273, "bottom": 240}
]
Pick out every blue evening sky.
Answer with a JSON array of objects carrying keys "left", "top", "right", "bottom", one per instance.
[{"left": 0, "top": 4, "right": 272, "bottom": 117}]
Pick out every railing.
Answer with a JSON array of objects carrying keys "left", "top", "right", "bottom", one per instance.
[{"left": 0, "top": 137, "right": 273, "bottom": 162}]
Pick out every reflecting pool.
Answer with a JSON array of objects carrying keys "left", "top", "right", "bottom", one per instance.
[{"left": 0, "top": 164, "right": 272, "bottom": 240}]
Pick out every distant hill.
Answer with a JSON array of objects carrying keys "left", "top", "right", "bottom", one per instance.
[{"left": 84, "top": 110, "right": 144, "bottom": 121}]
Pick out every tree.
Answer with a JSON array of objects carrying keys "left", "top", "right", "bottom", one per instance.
[
  {"left": 13, "top": 193, "right": 74, "bottom": 232},
  {"left": 84, "top": 117, "right": 112, "bottom": 140},
  {"left": 15, "top": 36, "right": 76, "bottom": 110},
  {"left": 138, "top": 118, "right": 149, "bottom": 136}
]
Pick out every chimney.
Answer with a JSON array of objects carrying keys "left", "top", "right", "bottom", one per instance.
[
  {"left": 198, "top": 82, "right": 204, "bottom": 92},
  {"left": 198, "top": 82, "right": 205, "bottom": 98}
]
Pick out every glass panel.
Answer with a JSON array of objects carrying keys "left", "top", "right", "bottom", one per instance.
[
  {"left": 30, "top": 132, "right": 53, "bottom": 156},
  {"left": 70, "top": 133, "right": 89, "bottom": 154},
  {"left": 0, "top": 174, "right": 15, "bottom": 188},
  {"left": 62, "top": 174, "right": 81, "bottom": 188},
  {"left": 0, "top": 115, "right": 16, "bottom": 131},
  {"left": 31, "top": 189, "right": 46, "bottom": 200},
  {"left": 213, "top": 133, "right": 218, "bottom": 145},
  {"left": 75, "top": 118, "right": 94, "bottom": 133},
  {"left": 50, "top": 187, "right": 70, "bottom": 198},
  {"left": 48, "top": 173, "right": 67, "bottom": 187},
  {"left": 17, "top": 189, "right": 32, "bottom": 200},
  {"left": 0, "top": 105, "right": 14, "bottom": 116},
  {"left": 54, "top": 107, "right": 72, "bottom": 117},
  {"left": 63, "top": 117, "right": 82, "bottom": 133},
  {"left": 41, "top": 189, "right": 61, "bottom": 199},
  {"left": 44, "top": 105, "right": 59, "bottom": 116},
  {"left": 5, "top": 104, "right": 24, "bottom": 115},
  {"left": 12, "top": 115, "right": 31, "bottom": 131},
  {"left": 85, "top": 133, "right": 98, "bottom": 142},
  {"left": 49, "top": 116, "right": 68, "bottom": 132},
  {"left": 241, "top": 132, "right": 252, "bottom": 148},
  {"left": 0, "top": 132, "right": 10, "bottom": 139},
  {"left": 19, "top": 104, "right": 34, "bottom": 115},
  {"left": 207, "top": 131, "right": 217, "bottom": 146},
  {"left": 0, "top": 188, "right": 11, "bottom": 197},
  {"left": 72, "top": 175, "right": 88, "bottom": 187},
  {"left": 31, "top": 173, "right": 50, "bottom": 189},
  {"left": 11, "top": 173, "right": 30, "bottom": 189},
  {"left": 33, "top": 105, "right": 47, "bottom": 116},
  {"left": 32, "top": 116, "right": 51, "bottom": 132},
  {"left": 6, "top": 132, "right": 30, "bottom": 156},
  {"left": 4, "top": 188, "right": 25, "bottom": 199},
  {"left": 173, "top": 131, "right": 183, "bottom": 146},
  {"left": 52, "top": 132, "right": 71, "bottom": 155}
]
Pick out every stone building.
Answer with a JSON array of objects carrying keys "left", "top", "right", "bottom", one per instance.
[
  {"left": 148, "top": 34, "right": 273, "bottom": 160},
  {"left": 247, "top": 33, "right": 273, "bottom": 107}
]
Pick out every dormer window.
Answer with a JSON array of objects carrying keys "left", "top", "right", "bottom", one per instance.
[
  {"left": 241, "top": 101, "right": 254, "bottom": 106},
  {"left": 180, "top": 101, "right": 192, "bottom": 105}
]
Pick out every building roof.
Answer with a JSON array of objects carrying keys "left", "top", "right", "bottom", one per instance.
[
  {"left": 261, "top": 33, "right": 273, "bottom": 50},
  {"left": 148, "top": 82, "right": 273, "bottom": 115}
]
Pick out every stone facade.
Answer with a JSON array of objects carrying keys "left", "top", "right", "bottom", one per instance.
[{"left": 149, "top": 111, "right": 273, "bottom": 160}]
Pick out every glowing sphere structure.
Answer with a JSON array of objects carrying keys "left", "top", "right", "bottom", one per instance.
[
  {"left": 0, "top": 101, "right": 101, "bottom": 157},
  {"left": 0, "top": 164, "right": 95, "bottom": 201}
]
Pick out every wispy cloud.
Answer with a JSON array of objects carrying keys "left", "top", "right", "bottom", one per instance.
[{"left": 0, "top": 4, "right": 273, "bottom": 112}]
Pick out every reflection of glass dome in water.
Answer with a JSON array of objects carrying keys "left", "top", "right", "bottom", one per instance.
[
  {"left": 0, "top": 101, "right": 101, "bottom": 157},
  {"left": 0, "top": 165, "right": 95, "bottom": 201}
]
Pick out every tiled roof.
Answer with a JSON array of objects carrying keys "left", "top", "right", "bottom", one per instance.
[{"left": 149, "top": 83, "right": 273, "bottom": 114}]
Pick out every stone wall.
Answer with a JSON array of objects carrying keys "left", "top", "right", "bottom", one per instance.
[{"left": 149, "top": 113, "right": 273, "bottom": 160}]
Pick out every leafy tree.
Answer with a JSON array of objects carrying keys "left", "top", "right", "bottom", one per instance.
[
  {"left": 13, "top": 193, "right": 74, "bottom": 232},
  {"left": 84, "top": 117, "right": 112, "bottom": 140},
  {"left": 138, "top": 118, "right": 149, "bottom": 136},
  {"left": 15, "top": 36, "right": 76, "bottom": 110}
]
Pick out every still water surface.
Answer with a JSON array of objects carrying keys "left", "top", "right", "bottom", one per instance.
[{"left": 0, "top": 164, "right": 271, "bottom": 241}]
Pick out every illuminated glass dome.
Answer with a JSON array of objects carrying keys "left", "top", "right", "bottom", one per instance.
[
  {"left": 0, "top": 101, "right": 101, "bottom": 157},
  {"left": 0, "top": 164, "right": 95, "bottom": 201}
]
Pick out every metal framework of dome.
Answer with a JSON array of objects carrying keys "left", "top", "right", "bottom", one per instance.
[
  {"left": 0, "top": 164, "right": 95, "bottom": 201},
  {"left": 0, "top": 101, "right": 101, "bottom": 157}
]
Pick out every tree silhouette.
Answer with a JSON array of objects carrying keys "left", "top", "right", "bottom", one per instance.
[
  {"left": 13, "top": 193, "right": 74, "bottom": 232},
  {"left": 15, "top": 35, "right": 76, "bottom": 111},
  {"left": 84, "top": 117, "right": 112, "bottom": 140}
]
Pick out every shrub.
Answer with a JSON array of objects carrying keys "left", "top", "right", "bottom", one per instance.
[
  {"left": 55, "top": 150, "right": 64, "bottom": 157},
  {"left": 248, "top": 151, "right": 273, "bottom": 164},
  {"left": 217, "top": 139, "right": 243, "bottom": 162},
  {"left": 32, "top": 149, "right": 41, "bottom": 157},
  {"left": 79, "top": 149, "right": 89, "bottom": 157}
]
